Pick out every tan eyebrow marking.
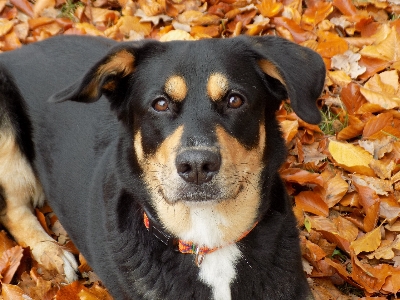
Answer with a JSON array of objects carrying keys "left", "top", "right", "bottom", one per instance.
[
  {"left": 207, "top": 73, "right": 229, "bottom": 102},
  {"left": 164, "top": 75, "right": 188, "bottom": 102}
]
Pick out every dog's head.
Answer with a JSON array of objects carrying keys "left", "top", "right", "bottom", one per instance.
[{"left": 51, "top": 36, "right": 325, "bottom": 248}]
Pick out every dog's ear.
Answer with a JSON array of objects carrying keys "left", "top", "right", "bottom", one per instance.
[
  {"left": 49, "top": 43, "right": 148, "bottom": 104},
  {"left": 244, "top": 36, "right": 325, "bottom": 124},
  {"left": 49, "top": 47, "right": 134, "bottom": 103}
]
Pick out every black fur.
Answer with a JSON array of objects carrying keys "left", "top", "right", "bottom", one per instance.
[{"left": 0, "top": 35, "right": 325, "bottom": 299}]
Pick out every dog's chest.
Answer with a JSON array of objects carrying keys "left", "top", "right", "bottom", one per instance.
[{"left": 198, "top": 244, "right": 241, "bottom": 300}]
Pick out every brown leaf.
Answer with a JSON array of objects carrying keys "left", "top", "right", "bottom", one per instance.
[
  {"left": 354, "top": 183, "right": 380, "bottom": 232},
  {"left": 280, "top": 168, "right": 324, "bottom": 186},
  {"left": 295, "top": 191, "right": 329, "bottom": 217},
  {"left": 9, "top": 0, "right": 33, "bottom": 18},
  {"left": 332, "top": 0, "right": 357, "bottom": 16},
  {"left": 2, "top": 284, "right": 28, "bottom": 300},
  {"left": 323, "top": 173, "right": 348, "bottom": 207},
  {"left": 273, "top": 17, "right": 316, "bottom": 43},
  {"left": 363, "top": 112, "right": 393, "bottom": 138},
  {"left": 340, "top": 82, "right": 367, "bottom": 115},
  {"left": 0, "top": 245, "right": 24, "bottom": 284}
]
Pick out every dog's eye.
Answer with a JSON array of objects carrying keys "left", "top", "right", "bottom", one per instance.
[
  {"left": 227, "top": 94, "right": 244, "bottom": 109},
  {"left": 152, "top": 98, "right": 169, "bottom": 112}
]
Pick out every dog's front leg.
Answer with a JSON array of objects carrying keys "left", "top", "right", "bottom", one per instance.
[{"left": 0, "top": 130, "right": 78, "bottom": 282}]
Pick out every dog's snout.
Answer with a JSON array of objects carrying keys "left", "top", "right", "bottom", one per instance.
[{"left": 176, "top": 149, "right": 221, "bottom": 185}]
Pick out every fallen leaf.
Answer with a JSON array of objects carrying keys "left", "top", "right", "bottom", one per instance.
[
  {"left": 323, "top": 173, "right": 348, "bottom": 207},
  {"left": 328, "top": 140, "right": 375, "bottom": 176},
  {"left": 351, "top": 226, "right": 381, "bottom": 255},
  {"left": 295, "top": 191, "right": 329, "bottom": 217}
]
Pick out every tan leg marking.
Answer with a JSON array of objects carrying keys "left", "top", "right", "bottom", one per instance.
[{"left": 0, "top": 128, "right": 77, "bottom": 281}]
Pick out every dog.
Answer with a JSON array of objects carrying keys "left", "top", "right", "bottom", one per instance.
[{"left": 0, "top": 34, "right": 325, "bottom": 299}]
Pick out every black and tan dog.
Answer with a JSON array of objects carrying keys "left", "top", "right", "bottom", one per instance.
[{"left": 0, "top": 35, "right": 325, "bottom": 299}]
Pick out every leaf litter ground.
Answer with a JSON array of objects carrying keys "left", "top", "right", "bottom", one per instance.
[{"left": 2, "top": 0, "right": 400, "bottom": 298}]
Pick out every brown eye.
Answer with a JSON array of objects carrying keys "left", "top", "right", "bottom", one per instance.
[
  {"left": 153, "top": 98, "right": 169, "bottom": 112},
  {"left": 227, "top": 94, "right": 244, "bottom": 109}
]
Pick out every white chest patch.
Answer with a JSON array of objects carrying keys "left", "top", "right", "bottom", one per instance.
[{"left": 198, "top": 244, "right": 241, "bottom": 300}]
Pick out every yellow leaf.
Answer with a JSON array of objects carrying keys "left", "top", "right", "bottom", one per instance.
[
  {"left": 75, "top": 23, "right": 104, "bottom": 36},
  {"left": 360, "top": 71, "right": 400, "bottom": 109},
  {"left": 328, "top": 140, "right": 375, "bottom": 176},
  {"left": 360, "top": 25, "right": 400, "bottom": 62},
  {"left": 257, "top": 0, "right": 283, "bottom": 18},
  {"left": 0, "top": 20, "right": 14, "bottom": 37},
  {"left": 33, "top": 0, "right": 55, "bottom": 17},
  {"left": 328, "top": 70, "right": 352, "bottom": 87},
  {"left": 351, "top": 226, "right": 381, "bottom": 255},
  {"left": 159, "top": 29, "right": 195, "bottom": 41}
]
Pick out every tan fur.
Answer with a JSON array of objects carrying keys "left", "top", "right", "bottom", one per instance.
[
  {"left": 257, "top": 60, "right": 285, "bottom": 86},
  {"left": 86, "top": 50, "right": 135, "bottom": 99},
  {"left": 164, "top": 76, "right": 188, "bottom": 102},
  {"left": 134, "top": 123, "right": 266, "bottom": 248},
  {"left": 213, "top": 125, "right": 265, "bottom": 242},
  {"left": 0, "top": 127, "right": 77, "bottom": 281},
  {"left": 207, "top": 73, "right": 228, "bottom": 102},
  {"left": 134, "top": 126, "right": 191, "bottom": 236}
]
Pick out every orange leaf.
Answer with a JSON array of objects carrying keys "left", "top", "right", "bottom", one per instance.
[
  {"left": 56, "top": 281, "right": 86, "bottom": 300},
  {"left": 35, "top": 208, "right": 54, "bottom": 236},
  {"left": 280, "top": 168, "right": 324, "bottom": 186},
  {"left": 358, "top": 56, "right": 390, "bottom": 81},
  {"left": 257, "top": 0, "right": 283, "bottom": 18},
  {"left": 332, "top": 0, "right": 357, "bottom": 16},
  {"left": 191, "top": 25, "right": 221, "bottom": 38},
  {"left": 324, "top": 173, "right": 348, "bottom": 207},
  {"left": 295, "top": 191, "right": 329, "bottom": 217},
  {"left": 340, "top": 82, "right": 367, "bottom": 115},
  {"left": 316, "top": 32, "right": 348, "bottom": 58},
  {"left": 354, "top": 183, "right": 380, "bottom": 232},
  {"left": 2, "top": 284, "right": 28, "bottom": 300},
  {"left": 0, "top": 245, "right": 23, "bottom": 284},
  {"left": 363, "top": 112, "right": 393, "bottom": 138},
  {"left": 309, "top": 216, "right": 353, "bottom": 253},
  {"left": 280, "top": 119, "right": 298, "bottom": 143},
  {"left": 273, "top": 17, "right": 316, "bottom": 43},
  {"left": 304, "top": 239, "right": 327, "bottom": 262},
  {"left": 301, "top": 1, "right": 333, "bottom": 30},
  {"left": 9, "top": 0, "right": 33, "bottom": 18}
]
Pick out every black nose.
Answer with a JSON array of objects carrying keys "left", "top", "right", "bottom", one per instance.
[{"left": 176, "top": 149, "right": 221, "bottom": 184}]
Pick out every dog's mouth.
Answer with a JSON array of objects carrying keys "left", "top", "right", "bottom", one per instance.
[{"left": 158, "top": 182, "right": 244, "bottom": 204}]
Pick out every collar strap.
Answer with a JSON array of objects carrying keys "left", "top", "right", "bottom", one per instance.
[{"left": 143, "top": 211, "right": 257, "bottom": 266}]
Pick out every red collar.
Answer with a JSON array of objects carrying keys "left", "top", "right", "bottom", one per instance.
[{"left": 143, "top": 211, "right": 257, "bottom": 266}]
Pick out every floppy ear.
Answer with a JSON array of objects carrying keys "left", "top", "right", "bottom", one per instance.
[
  {"left": 49, "top": 44, "right": 140, "bottom": 103},
  {"left": 243, "top": 35, "right": 325, "bottom": 124}
]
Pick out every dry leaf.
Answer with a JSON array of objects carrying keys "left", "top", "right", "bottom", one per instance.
[
  {"left": 295, "top": 191, "right": 329, "bottom": 217},
  {"left": 351, "top": 226, "right": 381, "bottom": 255},
  {"left": 328, "top": 140, "right": 375, "bottom": 176},
  {"left": 323, "top": 173, "right": 348, "bottom": 207}
]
